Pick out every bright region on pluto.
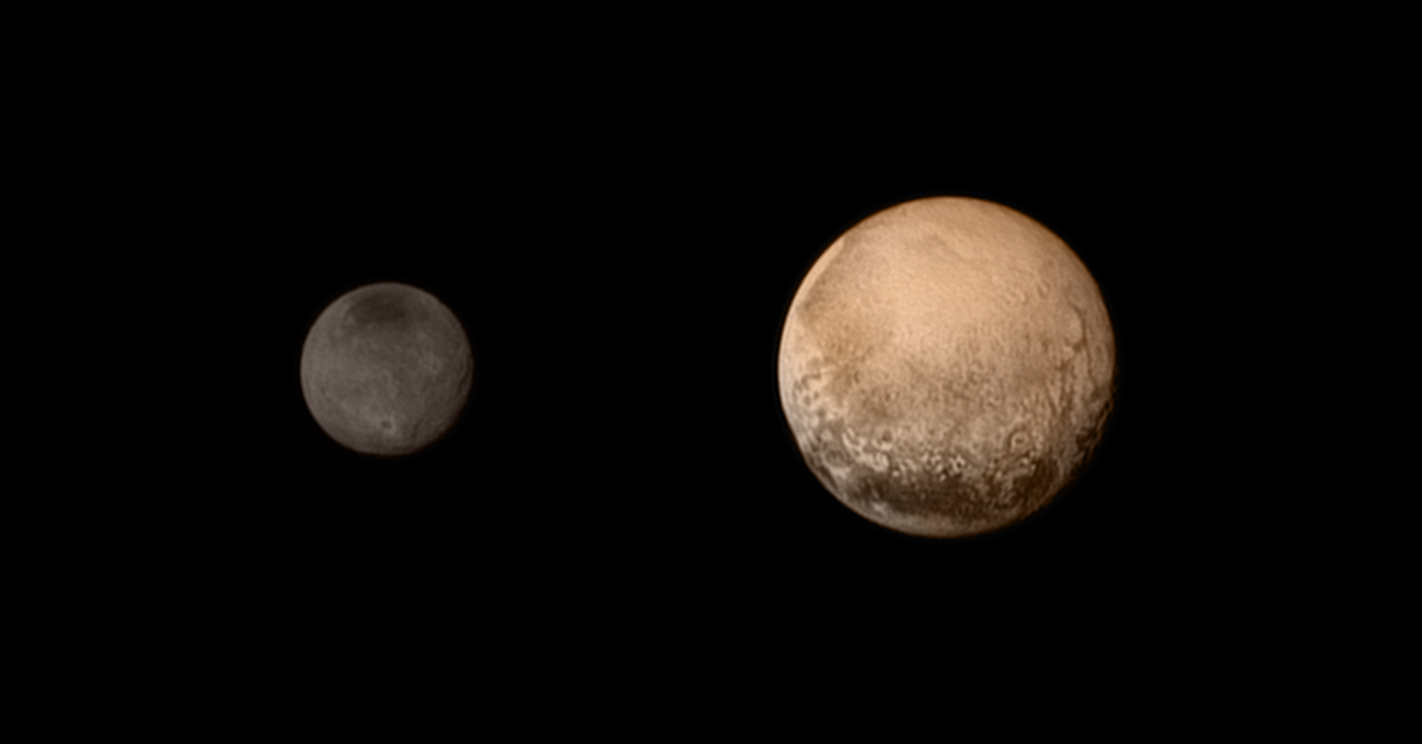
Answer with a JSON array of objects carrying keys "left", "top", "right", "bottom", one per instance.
[{"left": 777, "top": 197, "right": 1115, "bottom": 537}]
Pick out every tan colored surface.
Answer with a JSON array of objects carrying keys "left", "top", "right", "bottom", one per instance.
[{"left": 778, "top": 197, "right": 1115, "bottom": 537}]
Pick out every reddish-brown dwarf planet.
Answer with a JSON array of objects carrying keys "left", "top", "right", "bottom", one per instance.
[
  {"left": 301, "top": 283, "right": 473, "bottom": 455},
  {"left": 778, "top": 197, "right": 1115, "bottom": 537}
]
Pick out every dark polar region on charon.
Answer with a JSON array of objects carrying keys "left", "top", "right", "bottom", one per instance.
[{"left": 777, "top": 197, "right": 1115, "bottom": 538}]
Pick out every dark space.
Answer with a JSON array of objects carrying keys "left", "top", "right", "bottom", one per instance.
[
  {"left": 84, "top": 62, "right": 1296, "bottom": 682},
  {"left": 198, "top": 124, "right": 1182, "bottom": 643}
]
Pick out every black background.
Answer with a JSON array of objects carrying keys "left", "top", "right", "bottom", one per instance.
[
  {"left": 32, "top": 14, "right": 1407, "bottom": 723},
  {"left": 80, "top": 49, "right": 1300, "bottom": 674},
  {"left": 206, "top": 108, "right": 1191, "bottom": 632}
]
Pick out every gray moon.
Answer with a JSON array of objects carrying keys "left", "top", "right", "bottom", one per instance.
[
  {"left": 301, "top": 282, "right": 473, "bottom": 455},
  {"left": 777, "top": 197, "right": 1115, "bottom": 537}
]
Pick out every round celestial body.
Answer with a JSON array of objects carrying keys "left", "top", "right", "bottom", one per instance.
[
  {"left": 777, "top": 197, "right": 1116, "bottom": 537},
  {"left": 301, "top": 282, "right": 473, "bottom": 455}
]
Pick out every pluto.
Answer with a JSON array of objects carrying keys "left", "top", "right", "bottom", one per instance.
[
  {"left": 778, "top": 197, "right": 1115, "bottom": 537},
  {"left": 301, "top": 282, "right": 473, "bottom": 455}
]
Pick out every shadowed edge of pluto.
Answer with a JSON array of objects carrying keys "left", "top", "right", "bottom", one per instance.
[
  {"left": 300, "top": 282, "right": 474, "bottom": 456},
  {"left": 777, "top": 196, "right": 1116, "bottom": 538}
]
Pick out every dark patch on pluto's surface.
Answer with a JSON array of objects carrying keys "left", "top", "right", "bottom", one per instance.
[
  {"left": 798, "top": 412, "right": 1071, "bottom": 536},
  {"left": 847, "top": 455, "right": 1058, "bottom": 527}
]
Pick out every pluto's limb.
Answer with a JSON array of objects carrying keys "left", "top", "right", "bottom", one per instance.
[{"left": 778, "top": 197, "right": 1115, "bottom": 537}]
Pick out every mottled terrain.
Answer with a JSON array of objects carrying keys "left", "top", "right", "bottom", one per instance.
[{"left": 778, "top": 198, "right": 1115, "bottom": 537}]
